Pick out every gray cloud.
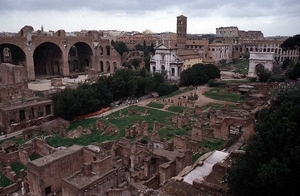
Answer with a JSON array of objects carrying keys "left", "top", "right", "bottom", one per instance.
[
  {"left": 1, "top": 0, "right": 299, "bottom": 20},
  {"left": 1, "top": 0, "right": 299, "bottom": 36}
]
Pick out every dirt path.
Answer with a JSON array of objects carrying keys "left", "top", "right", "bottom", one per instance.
[{"left": 147, "top": 86, "right": 236, "bottom": 109}]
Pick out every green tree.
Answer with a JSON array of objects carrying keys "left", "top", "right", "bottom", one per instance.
[
  {"left": 135, "top": 44, "right": 144, "bottom": 51},
  {"left": 111, "top": 41, "right": 129, "bottom": 56},
  {"left": 227, "top": 83, "right": 300, "bottom": 196},
  {"left": 157, "top": 83, "right": 172, "bottom": 96},
  {"left": 180, "top": 63, "right": 220, "bottom": 86},
  {"left": 256, "top": 64, "right": 272, "bottom": 82},
  {"left": 280, "top": 34, "right": 300, "bottom": 51},
  {"left": 285, "top": 62, "right": 300, "bottom": 80},
  {"left": 131, "top": 58, "right": 140, "bottom": 68}
]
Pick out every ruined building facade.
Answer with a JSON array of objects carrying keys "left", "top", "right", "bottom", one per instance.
[
  {"left": 0, "top": 63, "right": 54, "bottom": 134},
  {"left": 0, "top": 26, "right": 122, "bottom": 80}
]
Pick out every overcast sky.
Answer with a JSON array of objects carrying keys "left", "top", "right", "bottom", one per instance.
[{"left": 0, "top": 0, "right": 299, "bottom": 36}]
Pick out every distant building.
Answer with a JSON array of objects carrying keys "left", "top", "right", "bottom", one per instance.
[
  {"left": 117, "top": 33, "right": 159, "bottom": 49},
  {"left": 150, "top": 44, "right": 183, "bottom": 81}
]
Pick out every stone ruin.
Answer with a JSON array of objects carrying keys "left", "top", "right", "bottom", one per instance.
[
  {"left": 125, "top": 120, "right": 153, "bottom": 139},
  {"left": 50, "top": 78, "right": 63, "bottom": 87},
  {"left": 191, "top": 104, "right": 255, "bottom": 143},
  {"left": 67, "top": 125, "right": 92, "bottom": 138},
  {"left": 22, "top": 118, "right": 70, "bottom": 140},
  {"left": 172, "top": 113, "right": 189, "bottom": 128},
  {"left": 0, "top": 63, "right": 54, "bottom": 134},
  {"left": 87, "top": 68, "right": 98, "bottom": 82},
  {"left": 95, "top": 119, "right": 117, "bottom": 136}
]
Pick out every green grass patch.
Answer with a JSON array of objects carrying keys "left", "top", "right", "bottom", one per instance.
[
  {"left": 204, "top": 88, "right": 243, "bottom": 103},
  {"left": 159, "top": 127, "right": 190, "bottom": 141},
  {"left": 147, "top": 102, "right": 165, "bottom": 109},
  {"left": 68, "top": 118, "right": 97, "bottom": 131},
  {"left": 166, "top": 106, "right": 184, "bottom": 113},
  {"left": 29, "top": 153, "right": 42, "bottom": 161},
  {"left": 192, "top": 152, "right": 205, "bottom": 163},
  {"left": 11, "top": 161, "right": 27, "bottom": 176},
  {"left": 0, "top": 136, "right": 24, "bottom": 145},
  {"left": 0, "top": 174, "right": 13, "bottom": 187},
  {"left": 159, "top": 87, "right": 194, "bottom": 99},
  {"left": 198, "top": 139, "right": 226, "bottom": 151},
  {"left": 46, "top": 129, "right": 118, "bottom": 148},
  {"left": 46, "top": 106, "right": 175, "bottom": 147}
]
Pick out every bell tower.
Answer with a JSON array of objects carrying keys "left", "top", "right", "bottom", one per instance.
[{"left": 176, "top": 14, "right": 187, "bottom": 49}]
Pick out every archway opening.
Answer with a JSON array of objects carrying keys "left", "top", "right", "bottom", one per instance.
[
  {"left": 100, "top": 61, "right": 104, "bottom": 72},
  {"left": 228, "top": 123, "right": 243, "bottom": 139},
  {"left": 171, "top": 68, "right": 175, "bottom": 76},
  {"left": 0, "top": 44, "right": 26, "bottom": 65},
  {"left": 68, "top": 42, "right": 92, "bottom": 74},
  {"left": 152, "top": 66, "right": 156, "bottom": 73},
  {"left": 106, "top": 45, "right": 110, "bottom": 56},
  {"left": 106, "top": 61, "right": 110, "bottom": 73},
  {"left": 113, "top": 62, "right": 117, "bottom": 72},
  {"left": 33, "top": 42, "right": 62, "bottom": 78}
]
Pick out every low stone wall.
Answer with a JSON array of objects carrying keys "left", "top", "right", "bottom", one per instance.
[
  {"left": 193, "top": 178, "right": 223, "bottom": 196},
  {"left": 0, "top": 179, "right": 22, "bottom": 196}
]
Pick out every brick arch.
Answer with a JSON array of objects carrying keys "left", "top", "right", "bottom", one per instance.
[
  {"left": 33, "top": 42, "right": 63, "bottom": 77},
  {"left": 0, "top": 43, "right": 26, "bottom": 66},
  {"left": 68, "top": 42, "right": 93, "bottom": 73},
  {"left": 217, "top": 118, "right": 254, "bottom": 142}
]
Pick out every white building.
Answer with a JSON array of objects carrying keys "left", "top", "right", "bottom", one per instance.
[{"left": 149, "top": 44, "right": 183, "bottom": 81}]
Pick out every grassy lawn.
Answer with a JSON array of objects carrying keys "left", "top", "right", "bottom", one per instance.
[
  {"left": 68, "top": 118, "right": 97, "bottom": 131},
  {"left": 204, "top": 87, "right": 243, "bottom": 103},
  {"left": 159, "top": 87, "right": 194, "bottom": 99},
  {"left": 0, "top": 174, "right": 13, "bottom": 187},
  {"left": 159, "top": 126, "right": 190, "bottom": 141},
  {"left": 147, "top": 102, "right": 165, "bottom": 109},
  {"left": 0, "top": 136, "right": 23, "bottom": 145},
  {"left": 46, "top": 105, "right": 176, "bottom": 147},
  {"left": 166, "top": 106, "right": 184, "bottom": 113},
  {"left": 11, "top": 161, "right": 27, "bottom": 176},
  {"left": 198, "top": 139, "right": 226, "bottom": 151}
]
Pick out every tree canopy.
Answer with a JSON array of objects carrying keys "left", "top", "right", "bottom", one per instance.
[
  {"left": 111, "top": 41, "right": 129, "bottom": 56},
  {"left": 285, "top": 62, "right": 300, "bottom": 80},
  {"left": 179, "top": 63, "right": 220, "bottom": 86},
  {"left": 227, "top": 83, "right": 300, "bottom": 196},
  {"left": 280, "top": 34, "right": 300, "bottom": 51},
  {"left": 52, "top": 70, "right": 177, "bottom": 120}
]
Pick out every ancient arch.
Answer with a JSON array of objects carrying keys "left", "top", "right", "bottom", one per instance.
[
  {"left": 99, "top": 46, "right": 103, "bottom": 55},
  {"left": 248, "top": 52, "right": 274, "bottom": 77},
  {"left": 106, "top": 45, "right": 110, "bottom": 56},
  {"left": 113, "top": 62, "right": 117, "bottom": 72},
  {"left": 0, "top": 44, "right": 26, "bottom": 65},
  {"left": 106, "top": 61, "right": 110, "bottom": 73},
  {"left": 213, "top": 117, "right": 254, "bottom": 143},
  {"left": 68, "top": 42, "right": 93, "bottom": 74},
  {"left": 171, "top": 68, "right": 175, "bottom": 76},
  {"left": 33, "top": 42, "right": 62, "bottom": 77},
  {"left": 99, "top": 61, "right": 104, "bottom": 72}
]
